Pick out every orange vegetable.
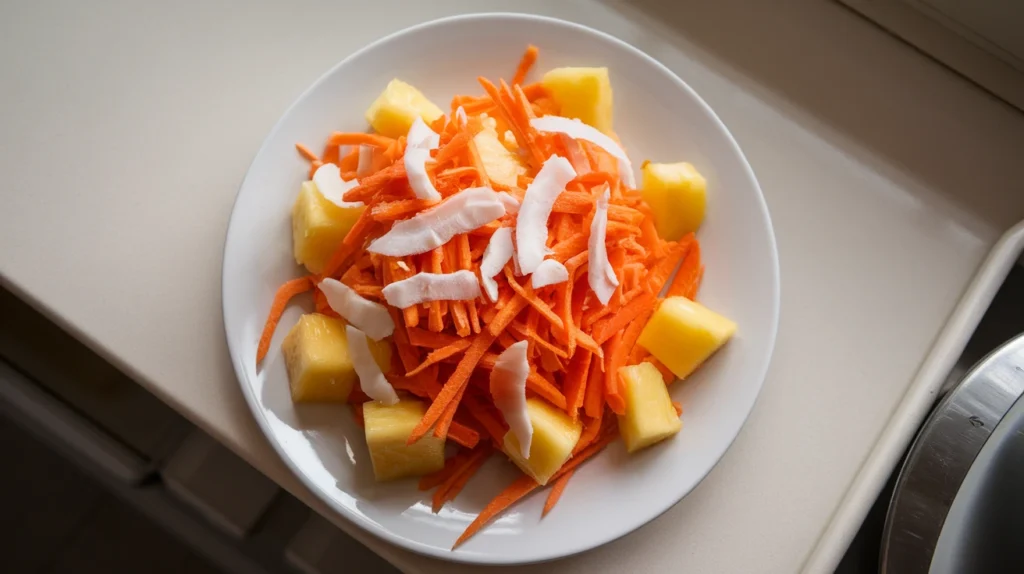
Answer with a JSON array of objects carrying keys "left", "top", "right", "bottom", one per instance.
[
  {"left": 603, "top": 331, "right": 627, "bottom": 415},
  {"left": 446, "top": 421, "right": 481, "bottom": 450},
  {"left": 454, "top": 431, "right": 617, "bottom": 547},
  {"left": 666, "top": 239, "right": 702, "bottom": 299},
  {"left": 591, "top": 291, "right": 657, "bottom": 345},
  {"left": 511, "top": 44, "right": 539, "bottom": 86},
  {"left": 408, "top": 332, "right": 496, "bottom": 445},
  {"left": 295, "top": 142, "right": 319, "bottom": 162},
  {"left": 432, "top": 446, "right": 492, "bottom": 512},
  {"left": 327, "top": 132, "right": 394, "bottom": 148},
  {"left": 405, "top": 338, "right": 472, "bottom": 377},
  {"left": 255, "top": 276, "right": 313, "bottom": 366},
  {"left": 453, "top": 475, "right": 539, "bottom": 548},
  {"left": 543, "top": 469, "right": 574, "bottom": 517},
  {"left": 406, "top": 326, "right": 461, "bottom": 349}
]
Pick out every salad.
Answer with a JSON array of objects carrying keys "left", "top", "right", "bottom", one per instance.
[{"left": 257, "top": 45, "right": 737, "bottom": 548}]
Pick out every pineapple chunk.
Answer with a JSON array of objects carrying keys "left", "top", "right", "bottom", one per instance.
[
  {"left": 618, "top": 363, "right": 681, "bottom": 453},
  {"left": 503, "top": 398, "right": 582, "bottom": 485},
  {"left": 473, "top": 119, "right": 527, "bottom": 188},
  {"left": 541, "top": 67, "right": 614, "bottom": 134},
  {"left": 638, "top": 297, "right": 736, "bottom": 380},
  {"left": 364, "top": 79, "right": 444, "bottom": 138},
  {"left": 641, "top": 162, "right": 707, "bottom": 241},
  {"left": 363, "top": 399, "right": 445, "bottom": 481},
  {"left": 292, "top": 181, "right": 365, "bottom": 274},
  {"left": 281, "top": 313, "right": 392, "bottom": 403}
]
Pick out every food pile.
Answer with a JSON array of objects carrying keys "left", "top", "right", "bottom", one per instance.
[{"left": 256, "top": 45, "right": 736, "bottom": 547}]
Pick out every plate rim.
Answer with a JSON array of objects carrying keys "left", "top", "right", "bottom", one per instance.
[{"left": 221, "top": 11, "right": 780, "bottom": 565}]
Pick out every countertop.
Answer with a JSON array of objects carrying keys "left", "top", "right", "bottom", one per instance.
[{"left": 2, "top": 1, "right": 1023, "bottom": 573}]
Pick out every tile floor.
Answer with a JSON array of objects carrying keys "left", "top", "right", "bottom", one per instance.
[{"left": 0, "top": 416, "right": 222, "bottom": 574}]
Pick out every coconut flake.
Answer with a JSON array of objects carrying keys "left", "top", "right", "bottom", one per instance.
[
  {"left": 367, "top": 187, "right": 506, "bottom": 257},
  {"left": 404, "top": 117, "right": 442, "bottom": 200},
  {"left": 531, "top": 259, "right": 569, "bottom": 289},
  {"left": 455, "top": 106, "right": 468, "bottom": 127},
  {"left": 496, "top": 191, "right": 520, "bottom": 215},
  {"left": 317, "top": 278, "right": 394, "bottom": 341},
  {"left": 356, "top": 144, "right": 373, "bottom": 177},
  {"left": 480, "top": 227, "right": 514, "bottom": 302},
  {"left": 345, "top": 325, "right": 398, "bottom": 406},
  {"left": 312, "top": 163, "right": 362, "bottom": 208},
  {"left": 515, "top": 156, "right": 577, "bottom": 275},
  {"left": 490, "top": 341, "right": 532, "bottom": 458},
  {"left": 404, "top": 148, "right": 439, "bottom": 201},
  {"left": 382, "top": 270, "right": 481, "bottom": 309},
  {"left": 588, "top": 187, "right": 619, "bottom": 305},
  {"left": 530, "top": 116, "right": 636, "bottom": 188},
  {"left": 407, "top": 116, "right": 440, "bottom": 149}
]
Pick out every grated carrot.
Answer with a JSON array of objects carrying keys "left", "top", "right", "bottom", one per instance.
[
  {"left": 542, "top": 469, "right": 574, "bottom": 517},
  {"left": 295, "top": 143, "right": 319, "bottom": 162},
  {"left": 255, "top": 276, "right": 313, "bottom": 366},
  {"left": 511, "top": 44, "right": 540, "bottom": 86},
  {"left": 666, "top": 239, "right": 702, "bottom": 299}
]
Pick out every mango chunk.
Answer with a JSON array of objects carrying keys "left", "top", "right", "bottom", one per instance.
[
  {"left": 618, "top": 363, "right": 681, "bottom": 453},
  {"left": 473, "top": 119, "right": 527, "bottom": 188},
  {"left": 364, "top": 79, "right": 444, "bottom": 138},
  {"left": 364, "top": 399, "right": 445, "bottom": 481},
  {"left": 292, "top": 181, "right": 364, "bottom": 274},
  {"left": 541, "top": 67, "right": 613, "bottom": 134},
  {"left": 641, "top": 161, "right": 707, "bottom": 241},
  {"left": 504, "top": 398, "right": 582, "bottom": 485},
  {"left": 637, "top": 297, "right": 736, "bottom": 380},
  {"left": 281, "top": 313, "right": 392, "bottom": 403}
]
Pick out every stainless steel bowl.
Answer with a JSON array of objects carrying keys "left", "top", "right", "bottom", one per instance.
[{"left": 882, "top": 333, "right": 1024, "bottom": 573}]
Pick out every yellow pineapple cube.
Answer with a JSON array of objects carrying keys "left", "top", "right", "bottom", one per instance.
[
  {"left": 364, "top": 79, "right": 444, "bottom": 138},
  {"left": 541, "top": 67, "right": 614, "bottom": 134},
  {"left": 641, "top": 161, "right": 707, "bottom": 241},
  {"left": 638, "top": 297, "right": 736, "bottom": 380},
  {"left": 363, "top": 399, "right": 445, "bottom": 481},
  {"left": 281, "top": 313, "right": 392, "bottom": 403},
  {"left": 618, "top": 363, "right": 681, "bottom": 453},
  {"left": 503, "top": 398, "right": 582, "bottom": 485},
  {"left": 292, "top": 181, "right": 365, "bottom": 274},
  {"left": 473, "top": 119, "right": 527, "bottom": 188}
]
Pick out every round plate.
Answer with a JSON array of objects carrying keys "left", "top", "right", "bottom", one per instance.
[{"left": 222, "top": 13, "right": 779, "bottom": 565}]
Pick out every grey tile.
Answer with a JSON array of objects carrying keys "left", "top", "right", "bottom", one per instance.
[
  {"left": 0, "top": 417, "right": 104, "bottom": 573},
  {"left": 48, "top": 498, "right": 224, "bottom": 574},
  {"left": 162, "top": 430, "right": 280, "bottom": 539},
  {"left": 286, "top": 514, "right": 400, "bottom": 574}
]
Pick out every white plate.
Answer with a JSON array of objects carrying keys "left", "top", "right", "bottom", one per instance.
[{"left": 222, "top": 13, "right": 779, "bottom": 565}]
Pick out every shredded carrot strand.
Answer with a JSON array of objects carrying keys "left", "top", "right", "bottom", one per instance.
[
  {"left": 408, "top": 331, "right": 496, "bottom": 445},
  {"left": 327, "top": 132, "right": 394, "bottom": 148},
  {"left": 405, "top": 338, "right": 472, "bottom": 377},
  {"left": 542, "top": 469, "right": 574, "bottom": 517},
  {"left": 592, "top": 291, "right": 657, "bottom": 345},
  {"left": 419, "top": 451, "right": 471, "bottom": 492},
  {"left": 406, "top": 326, "right": 461, "bottom": 349},
  {"left": 432, "top": 446, "right": 492, "bottom": 512},
  {"left": 295, "top": 143, "right": 319, "bottom": 162},
  {"left": 446, "top": 421, "right": 480, "bottom": 449},
  {"left": 666, "top": 239, "right": 702, "bottom": 299},
  {"left": 511, "top": 44, "right": 539, "bottom": 86},
  {"left": 453, "top": 475, "right": 539, "bottom": 548},
  {"left": 255, "top": 276, "right": 313, "bottom": 366}
]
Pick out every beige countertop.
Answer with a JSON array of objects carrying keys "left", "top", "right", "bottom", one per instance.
[{"left": 2, "top": 1, "right": 1023, "bottom": 572}]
